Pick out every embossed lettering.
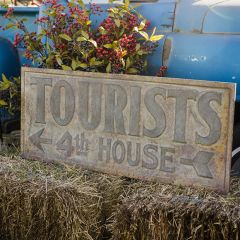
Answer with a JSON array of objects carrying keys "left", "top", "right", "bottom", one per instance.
[
  {"left": 50, "top": 80, "right": 75, "bottom": 126},
  {"left": 56, "top": 131, "right": 73, "bottom": 157},
  {"left": 196, "top": 92, "right": 222, "bottom": 145},
  {"left": 31, "top": 77, "right": 52, "bottom": 124},
  {"left": 168, "top": 89, "right": 198, "bottom": 143},
  {"left": 143, "top": 87, "right": 166, "bottom": 138},
  {"left": 98, "top": 137, "right": 112, "bottom": 162},
  {"left": 129, "top": 86, "right": 141, "bottom": 136},
  {"left": 79, "top": 82, "right": 102, "bottom": 130},
  {"left": 127, "top": 141, "right": 141, "bottom": 166},
  {"left": 112, "top": 140, "right": 126, "bottom": 164},
  {"left": 104, "top": 84, "right": 127, "bottom": 134},
  {"left": 143, "top": 144, "right": 158, "bottom": 169},
  {"left": 160, "top": 147, "right": 175, "bottom": 173}
]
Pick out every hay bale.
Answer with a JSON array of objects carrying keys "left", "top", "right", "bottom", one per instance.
[
  {"left": 0, "top": 151, "right": 240, "bottom": 240},
  {"left": 0, "top": 156, "right": 102, "bottom": 240},
  {"left": 109, "top": 180, "right": 240, "bottom": 240}
]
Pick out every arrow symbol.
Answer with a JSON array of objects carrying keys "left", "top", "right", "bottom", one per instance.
[
  {"left": 29, "top": 128, "right": 52, "bottom": 152},
  {"left": 180, "top": 151, "right": 214, "bottom": 179}
]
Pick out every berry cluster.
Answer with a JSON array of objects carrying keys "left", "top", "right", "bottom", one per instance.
[
  {"left": 101, "top": 17, "right": 116, "bottom": 33},
  {"left": 44, "top": 0, "right": 57, "bottom": 5},
  {"left": 69, "top": 6, "right": 84, "bottom": 15},
  {"left": 4, "top": 7, "right": 13, "bottom": 18},
  {"left": 25, "top": 49, "right": 33, "bottom": 59},
  {"left": 119, "top": 34, "right": 137, "bottom": 54},
  {"left": 142, "top": 41, "right": 158, "bottom": 53},
  {"left": 35, "top": 16, "right": 49, "bottom": 24},
  {"left": 90, "top": 3, "right": 103, "bottom": 15},
  {"left": 156, "top": 66, "right": 168, "bottom": 77},
  {"left": 96, "top": 47, "right": 111, "bottom": 59},
  {"left": 144, "top": 20, "right": 151, "bottom": 30},
  {"left": 13, "top": 33, "right": 23, "bottom": 47},
  {"left": 96, "top": 35, "right": 112, "bottom": 45},
  {"left": 126, "top": 14, "right": 138, "bottom": 31}
]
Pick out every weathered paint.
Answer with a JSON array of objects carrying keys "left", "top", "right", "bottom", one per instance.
[
  {"left": 21, "top": 67, "right": 235, "bottom": 192},
  {"left": 163, "top": 33, "right": 240, "bottom": 100}
]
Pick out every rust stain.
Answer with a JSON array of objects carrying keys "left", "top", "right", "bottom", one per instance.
[{"left": 162, "top": 38, "right": 172, "bottom": 65}]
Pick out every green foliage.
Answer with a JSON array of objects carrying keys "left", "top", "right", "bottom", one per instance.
[
  {"left": 0, "top": 74, "right": 21, "bottom": 114},
  {"left": 1, "top": 0, "right": 164, "bottom": 74}
]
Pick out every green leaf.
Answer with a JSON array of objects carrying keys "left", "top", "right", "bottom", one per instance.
[
  {"left": 59, "top": 34, "right": 72, "bottom": 41},
  {"left": 1, "top": 74, "right": 12, "bottom": 89},
  {"left": 136, "top": 43, "right": 140, "bottom": 51},
  {"left": 56, "top": 56, "right": 63, "bottom": 66},
  {"left": 106, "top": 63, "right": 111, "bottom": 73},
  {"left": 139, "top": 31, "right": 149, "bottom": 40},
  {"left": 2, "top": 74, "right": 11, "bottom": 84},
  {"left": 144, "top": 60, "right": 147, "bottom": 69},
  {"left": 72, "top": 59, "right": 77, "bottom": 70},
  {"left": 138, "top": 20, "right": 145, "bottom": 31},
  {"left": 126, "top": 57, "right": 131, "bottom": 69},
  {"left": 46, "top": 42, "right": 52, "bottom": 51},
  {"left": 86, "top": 20, "right": 91, "bottom": 25},
  {"left": 114, "top": 19, "right": 121, "bottom": 28},
  {"left": 14, "top": 77, "right": 21, "bottom": 84},
  {"left": 81, "top": 30, "right": 89, "bottom": 40},
  {"left": 121, "top": 50, "right": 127, "bottom": 57},
  {"left": 137, "top": 50, "right": 145, "bottom": 55},
  {"left": 90, "top": 57, "right": 102, "bottom": 66},
  {"left": 125, "top": 0, "right": 130, "bottom": 8},
  {"left": 79, "top": 63, "right": 87, "bottom": 68},
  {"left": 121, "top": 58, "right": 125, "bottom": 67},
  {"left": 127, "top": 68, "right": 138, "bottom": 74},
  {"left": 150, "top": 34, "right": 164, "bottom": 42},
  {"left": 88, "top": 39, "right": 97, "bottom": 48},
  {"left": 20, "top": 18, "right": 28, "bottom": 22},
  {"left": 5, "top": 23, "right": 15, "bottom": 30},
  {"left": 103, "top": 44, "right": 113, "bottom": 49},
  {"left": 0, "top": 99, "right": 7, "bottom": 106},
  {"left": 99, "top": 26, "right": 107, "bottom": 35},
  {"left": 61, "top": 65, "right": 72, "bottom": 71},
  {"left": 112, "top": 1, "right": 124, "bottom": 5},
  {"left": 77, "top": 0, "right": 85, "bottom": 8},
  {"left": 151, "top": 27, "right": 156, "bottom": 37},
  {"left": 77, "top": 36, "right": 86, "bottom": 42}
]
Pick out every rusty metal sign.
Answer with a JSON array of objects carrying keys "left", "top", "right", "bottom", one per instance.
[{"left": 21, "top": 67, "right": 235, "bottom": 192}]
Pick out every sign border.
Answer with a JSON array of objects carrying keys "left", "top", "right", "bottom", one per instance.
[{"left": 21, "top": 67, "right": 236, "bottom": 193}]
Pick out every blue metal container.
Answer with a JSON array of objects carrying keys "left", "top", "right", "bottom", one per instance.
[
  {"left": 0, "top": 36, "right": 20, "bottom": 122},
  {"left": 0, "top": 36, "right": 20, "bottom": 79}
]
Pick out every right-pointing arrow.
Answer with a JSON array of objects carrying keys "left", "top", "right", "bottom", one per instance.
[{"left": 180, "top": 151, "right": 214, "bottom": 179}]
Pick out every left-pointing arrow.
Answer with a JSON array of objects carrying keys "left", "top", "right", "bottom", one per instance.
[{"left": 29, "top": 128, "right": 52, "bottom": 152}]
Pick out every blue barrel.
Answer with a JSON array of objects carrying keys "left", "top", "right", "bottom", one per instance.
[
  {"left": 0, "top": 36, "right": 20, "bottom": 122},
  {"left": 0, "top": 36, "right": 20, "bottom": 78}
]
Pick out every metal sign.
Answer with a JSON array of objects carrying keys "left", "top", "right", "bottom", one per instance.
[{"left": 21, "top": 68, "right": 235, "bottom": 192}]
